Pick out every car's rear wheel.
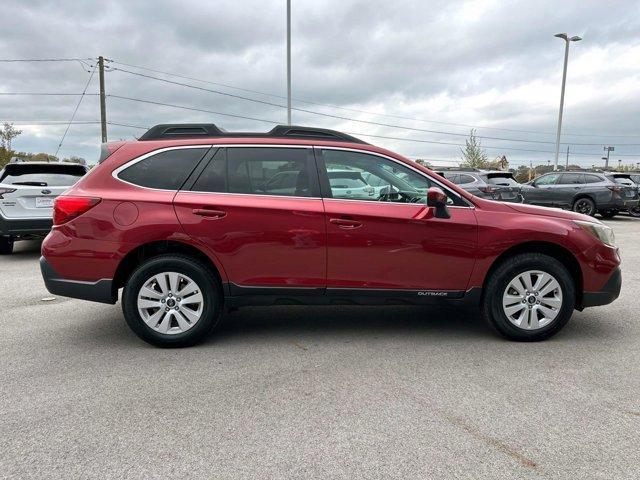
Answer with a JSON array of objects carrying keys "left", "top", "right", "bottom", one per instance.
[
  {"left": 482, "top": 253, "right": 575, "bottom": 341},
  {"left": 599, "top": 209, "right": 618, "bottom": 219},
  {"left": 0, "top": 236, "right": 14, "bottom": 255},
  {"left": 122, "top": 255, "right": 222, "bottom": 347},
  {"left": 573, "top": 197, "right": 596, "bottom": 216}
]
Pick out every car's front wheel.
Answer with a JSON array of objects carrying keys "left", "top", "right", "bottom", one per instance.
[
  {"left": 122, "top": 255, "right": 223, "bottom": 347},
  {"left": 482, "top": 253, "right": 575, "bottom": 341}
]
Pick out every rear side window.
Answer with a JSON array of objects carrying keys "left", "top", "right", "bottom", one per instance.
[
  {"left": 457, "top": 174, "right": 475, "bottom": 185},
  {"left": 0, "top": 165, "right": 86, "bottom": 187},
  {"left": 192, "top": 147, "right": 313, "bottom": 197},
  {"left": 117, "top": 148, "right": 208, "bottom": 190},
  {"left": 584, "top": 174, "right": 603, "bottom": 184}
]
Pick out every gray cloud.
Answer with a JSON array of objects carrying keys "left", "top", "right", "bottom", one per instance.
[{"left": 1, "top": 0, "right": 639, "bottom": 166}]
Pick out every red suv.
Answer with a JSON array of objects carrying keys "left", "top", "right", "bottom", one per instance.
[{"left": 40, "top": 124, "right": 621, "bottom": 346}]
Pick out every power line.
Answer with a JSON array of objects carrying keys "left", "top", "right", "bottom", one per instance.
[
  {"left": 0, "top": 120, "right": 100, "bottom": 125},
  {"left": 55, "top": 66, "right": 96, "bottom": 156},
  {"left": 0, "top": 58, "right": 92, "bottom": 62},
  {"left": 107, "top": 59, "right": 640, "bottom": 139},
  {"left": 109, "top": 66, "right": 640, "bottom": 147},
  {"left": 0, "top": 92, "right": 99, "bottom": 96},
  {"left": 104, "top": 94, "right": 640, "bottom": 158},
  {"left": 108, "top": 95, "right": 281, "bottom": 124}
]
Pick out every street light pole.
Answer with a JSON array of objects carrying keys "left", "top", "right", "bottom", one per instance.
[
  {"left": 553, "top": 33, "right": 581, "bottom": 171},
  {"left": 286, "top": 0, "right": 292, "bottom": 125}
]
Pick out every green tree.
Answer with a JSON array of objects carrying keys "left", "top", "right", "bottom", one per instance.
[
  {"left": 460, "top": 129, "right": 489, "bottom": 168},
  {"left": 0, "top": 122, "right": 22, "bottom": 151}
]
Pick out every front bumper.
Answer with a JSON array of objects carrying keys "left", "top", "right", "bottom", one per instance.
[
  {"left": 0, "top": 214, "right": 52, "bottom": 237},
  {"left": 40, "top": 256, "right": 117, "bottom": 304},
  {"left": 579, "top": 267, "right": 622, "bottom": 309}
]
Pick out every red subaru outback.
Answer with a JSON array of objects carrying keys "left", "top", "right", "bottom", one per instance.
[{"left": 40, "top": 124, "right": 621, "bottom": 347}]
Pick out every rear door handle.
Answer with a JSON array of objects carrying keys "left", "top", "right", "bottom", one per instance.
[
  {"left": 329, "top": 218, "right": 362, "bottom": 229},
  {"left": 192, "top": 208, "right": 227, "bottom": 219}
]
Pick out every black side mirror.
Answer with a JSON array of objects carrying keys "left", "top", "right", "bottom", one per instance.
[{"left": 426, "top": 187, "right": 451, "bottom": 219}]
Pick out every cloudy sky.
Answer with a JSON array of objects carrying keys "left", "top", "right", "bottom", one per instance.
[{"left": 1, "top": 0, "right": 639, "bottom": 167}]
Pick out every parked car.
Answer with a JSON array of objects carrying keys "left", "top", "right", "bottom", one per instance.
[
  {"left": 0, "top": 162, "right": 88, "bottom": 254},
  {"left": 327, "top": 169, "right": 376, "bottom": 199},
  {"left": 521, "top": 171, "right": 639, "bottom": 218},
  {"left": 437, "top": 170, "right": 523, "bottom": 203},
  {"left": 40, "top": 124, "right": 621, "bottom": 346},
  {"left": 605, "top": 172, "right": 640, "bottom": 217}
]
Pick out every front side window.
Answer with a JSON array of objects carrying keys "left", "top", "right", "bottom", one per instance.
[
  {"left": 118, "top": 148, "right": 208, "bottom": 190},
  {"left": 535, "top": 174, "right": 560, "bottom": 186},
  {"left": 192, "top": 147, "right": 313, "bottom": 197},
  {"left": 319, "top": 149, "right": 463, "bottom": 205}
]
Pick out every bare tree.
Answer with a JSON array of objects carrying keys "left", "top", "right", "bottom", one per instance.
[{"left": 0, "top": 122, "right": 23, "bottom": 151}]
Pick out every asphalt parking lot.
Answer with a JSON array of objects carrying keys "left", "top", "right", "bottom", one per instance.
[{"left": 1, "top": 217, "right": 639, "bottom": 480}]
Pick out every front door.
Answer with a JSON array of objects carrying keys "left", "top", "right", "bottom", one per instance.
[
  {"left": 174, "top": 146, "right": 326, "bottom": 292},
  {"left": 316, "top": 148, "right": 477, "bottom": 294},
  {"left": 524, "top": 173, "right": 560, "bottom": 206}
]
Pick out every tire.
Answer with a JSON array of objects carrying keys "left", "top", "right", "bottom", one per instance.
[
  {"left": 599, "top": 209, "right": 618, "bottom": 219},
  {"left": 0, "top": 236, "right": 14, "bottom": 255},
  {"left": 573, "top": 197, "right": 596, "bottom": 216},
  {"left": 122, "top": 254, "right": 223, "bottom": 347},
  {"left": 629, "top": 207, "right": 640, "bottom": 218},
  {"left": 482, "top": 253, "right": 575, "bottom": 341}
]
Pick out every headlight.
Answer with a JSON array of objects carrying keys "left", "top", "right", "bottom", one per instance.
[{"left": 574, "top": 220, "right": 616, "bottom": 247}]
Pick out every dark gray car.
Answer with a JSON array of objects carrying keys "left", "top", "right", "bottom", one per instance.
[
  {"left": 438, "top": 170, "right": 523, "bottom": 202},
  {"left": 606, "top": 173, "right": 640, "bottom": 217},
  {"left": 521, "top": 171, "right": 639, "bottom": 218}
]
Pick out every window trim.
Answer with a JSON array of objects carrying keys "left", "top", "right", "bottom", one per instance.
[
  {"left": 112, "top": 145, "right": 213, "bottom": 191},
  {"left": 314, "top": 146, "right": 472, "bottom": 208}
]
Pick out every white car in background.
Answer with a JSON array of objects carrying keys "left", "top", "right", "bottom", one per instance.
[
  {"left": 327, "top": 169, "right": 376, "bottom": 199},
  {"left": 0, "top": 162, "right": 88, "bottom": 254}
]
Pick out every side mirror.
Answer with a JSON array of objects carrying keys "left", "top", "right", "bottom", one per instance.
[{"left": 426, "top": 187, "right": 450, "bottom": 219}]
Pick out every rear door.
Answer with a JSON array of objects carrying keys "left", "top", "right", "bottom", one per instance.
[
  {"left": 554, "top": 173, "right": 585, "bottom": 207},
  {"left": 317, "top": 148, "right": 477, "bottom": 293},
  {"left": 174, "top": 146, "right": 327, "bottom": 292},
  {"left": 0, "top": 164, "right": 86, "bottom": 219}
]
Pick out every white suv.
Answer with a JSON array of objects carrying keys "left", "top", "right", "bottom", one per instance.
[{"left": 0, "top": 162, "right": 88, "bottom": 254}]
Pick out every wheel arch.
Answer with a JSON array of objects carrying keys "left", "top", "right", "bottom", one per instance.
[
  {"left": 483, "top": 241, "right": 583, "bottom": 306},
  {"left": 113, "top": 240, "right": 225, "bottom": 294}
]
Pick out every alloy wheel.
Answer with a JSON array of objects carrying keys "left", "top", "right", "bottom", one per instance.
[
  {"left": 502, "top": 270, "right": 563, "bottom": 330},
  {"left": 137, "top": 272, "right": 205, "bottom": 335}
]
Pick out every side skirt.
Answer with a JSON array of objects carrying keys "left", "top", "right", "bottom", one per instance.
[{"left": 224, "top": 283, "right": 482, "bottom": 309}]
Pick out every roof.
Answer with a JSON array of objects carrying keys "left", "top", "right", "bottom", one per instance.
[{"left": 138, "top": 123, "right": 368, "bottom": 144}]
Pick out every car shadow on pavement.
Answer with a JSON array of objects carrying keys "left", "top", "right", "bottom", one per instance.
[{"left": 8, "top": 239, "right": 43, "bottom": 257}]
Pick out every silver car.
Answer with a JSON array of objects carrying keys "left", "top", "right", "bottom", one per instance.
[{"left": 0, "top": 162, "right": 88, "bottom": 254}]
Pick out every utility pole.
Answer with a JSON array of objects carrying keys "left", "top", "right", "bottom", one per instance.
[
  {"left": 553, "top": 33, "right": 581, "bottom": 171},
  {"left": 286, "top": 0, "right": 292, "bottom": 125},
  {"left": 98, "top": 56, "right": 107, "bottom": 143},
  {"left": 603, "top": 146, "right": 614, "bottom": 169},
  {"left": 565, "top": 145, "right": 570, "bottom": 170}
]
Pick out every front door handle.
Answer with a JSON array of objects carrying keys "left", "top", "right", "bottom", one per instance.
[
  {"left": 192, "top": 208, "right": 227, "bottom": 219},
  {"left": 329, "top": 218, "right": 362, "bottom": 229}
]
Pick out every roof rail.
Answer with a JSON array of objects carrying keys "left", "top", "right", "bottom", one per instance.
[{"left": 138, "top": 123, "right": 367, "bottom": 144}]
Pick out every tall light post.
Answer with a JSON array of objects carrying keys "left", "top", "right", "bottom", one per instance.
[
  {"left": 286, "top": 0, "right": 292, "bottom": 125},
  {"left": 553, "top": 33, "right": 581, "bottom": 171}
]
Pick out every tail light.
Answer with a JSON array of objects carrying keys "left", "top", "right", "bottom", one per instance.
[
  {"left": 0, "top": 187, "right": 16, "bottom": 199},
  {"left": 607, "top": 185, "right": 622, "bottom": 197},
  {"left": 53, "top": 196, "right": 101, "bottom": 225},
  {"left": 479, "top": 186, "right": 495, "bottom": 194}
]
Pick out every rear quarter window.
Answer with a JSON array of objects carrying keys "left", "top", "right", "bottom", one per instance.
[
  {"left": 584, "top": 174, "right": 604, "bottom": 184},
  {"left": 117, "top": 148, "right": 208, "bottom": 190}
]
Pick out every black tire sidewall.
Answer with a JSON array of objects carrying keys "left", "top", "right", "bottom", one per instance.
[
  {"left": 122, "top": 255, "right": 222, "bottom": 347},
  {"left": 0, "top": 237, "right": 14, "bottom": 255},
  {"left": 573, "top": 197, "right": 595, "bottom": 216},
  {"left": 483, "top": 254, "right": 575, "bottom": 341}
]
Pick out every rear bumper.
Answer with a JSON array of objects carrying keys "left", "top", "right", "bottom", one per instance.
[
  {"left": 580, "top": 267, "right": 622, "bottom": 309},
  {"left": 600, "top": 198, "right": 639, "bottom": 211},
  {"left": 40, "top": 256, "right": 117, "bottom": 304},
  {"left": 0, "top": 214, "right": 52, "bottom": 237}
]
